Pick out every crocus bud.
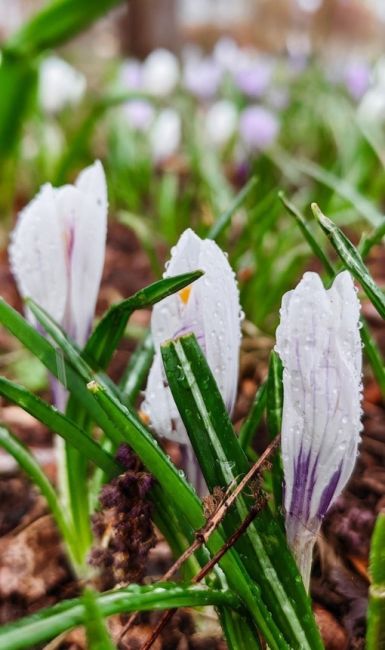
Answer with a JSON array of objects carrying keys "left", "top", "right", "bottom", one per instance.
[
  {"left": 142, "top": 49, "right": 179, "bottom": 97},
  {"left": 9, "top": 161, "right": 107, "bottom": 348},
  {"left": 142, "top": 229, "right": 242, "bottom": 485},
  {"left": 275, "top": 271, "right": 362, "bottom": 589},
  {"left": 39, "top": 56, "right": 86, "bottom": 114}
]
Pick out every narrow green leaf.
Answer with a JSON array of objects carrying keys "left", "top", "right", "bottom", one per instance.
[
  {"left": 0, "top": 56, "right": 37, "bottom": 159},
  {"left": 280, "top": 155, "right": 383, "bottom": 226},
  {"left": 0, "top": 377, "right": 119, "bottom": 477},
  {"left": 279, "top": 192, "right": 335, "bottom": 276},
  {"left": 161, "top": 334, "right": 322, "bottom": 650},
  {"left": 84, "top": 271, "right": 203, "bottom": 369},
  {"left": 82, "top": 588, "right": 115, "bottom": 650},
  {"left": 0, "top": 299, "right": 122, "bottom": 443},
  {"left": 5, "top": 0, "right": 126, "bottom": 57},
  {"left": 119, "top": 331, "right": 154, "bottom": 405},
  {"left": 367, "top": 512, "right": 385, "bottom": 650},
  {"left": 312, "top": 203, "right": 385, "bottom": 320},
  {"left": 0, "top": 582, "right": 240, "bottom": 650},
  {"left": 208, "top": 176, "right": 258, "bottom": 240},
  {"left": 0, "top": 426, "right": 73, "bottom": 549},
  {"left": 219, "top": 609, "right": 262, "bottom": 650},
  {"left": 266, "top": 352, "right": 284, "bottom": 512},
  {"left": 359, "top": 220, "right": 385, "bottom": 259},
  {"left": 238, "top": 382, "right": 266, "bottom": 452}
]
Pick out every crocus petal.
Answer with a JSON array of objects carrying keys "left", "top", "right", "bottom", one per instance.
[
  {"left": 61, "top": 161, "right": 107, "bottom": 345},
  {"left": 9, "top": 161, "right": 107, "bottom": 350},
  {"left": 143, "top": 228, "right": 242, "bottom": 443},
  {"left": 275, "top": 270, "right": 362, "bottom": 587},
  {"left": 9, "top": 184, "right": 68, "bottom": 327}
]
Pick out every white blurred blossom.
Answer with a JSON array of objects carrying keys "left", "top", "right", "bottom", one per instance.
[
  {"left": 39, "top": 56, "right": 86, "bottom": 114},
  {"left": 275, "top": 271, "right": 362, "bottom": 589},
  {"left": 142, "top": 49, "right": 179, "bottom": 97},
  {"left": 149, "top": 108, "right": 181, "bottom": 162},
  {"left": 204, "top": 100, "right": 238, "bottom": 148}
]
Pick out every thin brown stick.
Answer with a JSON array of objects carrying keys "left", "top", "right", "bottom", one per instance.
[
  {"left": 141, "top": 500, "right": 265, "bottom": 650},
  {"left": 138, "top": 436, "right": 280, "bottom": 650}
]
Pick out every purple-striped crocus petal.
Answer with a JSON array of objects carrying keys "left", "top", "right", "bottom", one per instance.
[
  {"left": 142, "top": 229, "right": 242, "bottom": 450},
  {"left": 9, "top": 161, "right": 108, "bottom": 405},
  {"left": 275, "top": 270, "right": 362, "bottom": 589},
  {"left": 9, "top": 184, "right": 68, "bottom": 329}
]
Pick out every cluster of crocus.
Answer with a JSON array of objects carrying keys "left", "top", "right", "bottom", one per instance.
[
  {"left": 9, "top": 161, "right": 107, "bottom": 407},
  {"left": 116, "top": 40, "right": 283, "bottom": 161},
  {"left": 8, "top": 156, "right": 363, "bottom": 591},
  {"left": 275, "top": 271, "right": 362, "bottom": 589},
  {"left": 142, "top": 228, "right": 242, "bottom": 488}
]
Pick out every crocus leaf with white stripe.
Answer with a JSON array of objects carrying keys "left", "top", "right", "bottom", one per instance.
[
  {"left": 275, "top": 270, "right": 362, "bottom": 589},
  {"left": 312, "top": 202, "right": 385, "bottom": 321},
  {"left": 142, "top": 228, "right": 242, "bottom": 446}
]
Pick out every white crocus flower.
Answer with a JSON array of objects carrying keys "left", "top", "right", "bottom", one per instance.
[
  {"left": 142, "top": 229, "right": 242, "bottom": 487},
  {"left": 9, "top": 161, "right": 107, "bottom": 352},
  {"left": 275, "top": 271, "right": 362, "bottom": 590},
  {"left": 149, "top": 108, "right": 181, "bottom": 162},
  {"left": 39, "top": 56, "right": 86, "bottom": 114},
  {"left": 204, "top": 100, "right": 238, "bottom": 148},
  {"left": 142, "top": 48, "right": 179, "bottom": 97}
]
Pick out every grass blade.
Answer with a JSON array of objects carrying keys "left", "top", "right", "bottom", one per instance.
[
  {"left": 367, "top": 512, "right": 385, "bottom": 649},
  {"left": 82, "top": 588, "right": 116, "bottom": 650},
  {"left": 84, "top": 271, "right": 203, "bottom": 369},
  {"left": 312, "top": 203, "right": 385, "bottom": 320},
  {"left": 208, "top": 176, "right": 258, "bottom": 240},
  {"left": 0, "top": 426, "right": 74, "bottom": 549},
  {"left": 0, "top": 377, "right": 119, "bottom": 477},
  {"left": 0, "top": 582, "right": 239, "bottom": 650},
  {"left": 238, "top": 382, "right": 267, "bottom": 453},
  {"left": 266, "top": 352, "right": 284, "bottom": 512},
  {"left": 5, "top": 0, "right": 126, "bottom": 57}
]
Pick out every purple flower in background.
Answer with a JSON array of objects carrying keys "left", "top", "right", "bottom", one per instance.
[
  {"left": 123, "top": 100, "right": 155, "bottom": 131},
  {"left": 234, "top": 58, "right": 273, "bottom": 98},
  {"left": 183, "top": 57, "right": 223, "bottom": 100},
  {"left": 119, "top": 60, "right": 142, "bottom": 90},
  {"left": 344, "top": 60, "right": 371, "bottom": 101},
  {"left": 239, "top": 106, "right": 279, "bottom": 151},
  {"left": 9, "top": 161, "right": 107, "bottom": 350},
  {"left": 275, "top": 271, "right": 362, "bottom": 589}
]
